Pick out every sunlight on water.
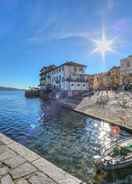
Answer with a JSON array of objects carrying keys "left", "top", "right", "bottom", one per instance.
[
  {"left": 0, "top": 91, "right": 132, "bottom": 184},
  {"left": 30, "top": 123, "right": 37, "bottom": 129}
]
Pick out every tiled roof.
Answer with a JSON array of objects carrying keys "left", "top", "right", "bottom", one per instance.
[
  {"left": 63, "top": 61, "right": 86, "bottom": 67},
  {"left": 40, "top": 61, "right": 86, "bottom": 74}
]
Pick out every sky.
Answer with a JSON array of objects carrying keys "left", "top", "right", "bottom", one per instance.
[{"left": 0, "top": 0, "right": 132, "bottom": 88}]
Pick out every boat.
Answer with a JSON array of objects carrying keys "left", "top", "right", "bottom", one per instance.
[
  {"left": 95, "top": 138, "right": 132, "bottom": 171},
  {"left": 25, "top": 87, "right": 40, "bottom": 98}
]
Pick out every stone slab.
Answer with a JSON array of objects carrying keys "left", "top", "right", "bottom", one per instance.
[
  {"left": 1, "top": 174, "right": 14, "bottom": 184},
  {"left": 0, "top": 166, "right": 9, "bottom": 176},
  {"left": 0, "top": 149, "right": 16, "bottom": 162},
  {"left": 28, "top": 172, "right": 56, "bottom": 184},
  {"left": 10, "top": 163, "right": 37, "bottom": 179},
  {"left": 0, "top": 145, "right": 8, "bottom": 155},
  {"left": 7, "top": 141, "right": 40, "bottom": 162},
  {"left": 2, "top": 155, "right": 26, "bottom": 169},
  {"left": 33, "top": 158, "right": 83, "bottom": 184},
  {"left": 15, "top": 178, "right": 29, "bottom": 184},
  {"left": 0, "top": 134, "right": 14, "bottom": 145}
]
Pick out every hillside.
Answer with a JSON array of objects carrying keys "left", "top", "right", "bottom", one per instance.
[{"left": 0, "top": 86, "right": 23, "bottom": 91}]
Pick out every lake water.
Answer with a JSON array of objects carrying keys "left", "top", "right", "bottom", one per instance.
[{"left": 0, "top": 90, "right": 132, "bottom": 184}]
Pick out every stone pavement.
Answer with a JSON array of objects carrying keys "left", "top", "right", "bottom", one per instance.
[
  {"left": 75, "top": 91, "right": 132, "bottom": 130},
  {"left": 60, "top": 91, "right": 132, "bottom": 131},
  {"left": 0, "top": 133, "right": 85, "bottom": 184}
]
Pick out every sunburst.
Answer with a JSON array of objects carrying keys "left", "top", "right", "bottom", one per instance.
[{"left": 91, "top": 29, "right": 115, "bottom": 63}]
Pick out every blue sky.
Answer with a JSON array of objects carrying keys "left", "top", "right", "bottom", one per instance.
[{"left": 0, "top": 0, "right": 132, "bottom": 88}]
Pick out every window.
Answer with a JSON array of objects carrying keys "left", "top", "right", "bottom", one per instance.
[
  {"left": 79, "top": 67, "right": 83, "bottom": 72},
  {"left": 126, "top": 61, "right": 131, "bottom": 67},
  {"left": 74, "top": 67, "right": 77, "bottom": 72},
  {"left": 77, "top": 84, "right": 80, "bottom": 86},
  {"left": 71, "top": 84, "right": 74, "bottom": 86},
  {"left": 83, "top": 84, "right": 85, "bottom": 87},
  {"left": 62, "top": 77, "right": 64, "bottom": 82}
]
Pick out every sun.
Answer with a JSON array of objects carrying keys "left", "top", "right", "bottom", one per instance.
[{"left": 91, "top": 29, "right": 115, "bottom": 63}]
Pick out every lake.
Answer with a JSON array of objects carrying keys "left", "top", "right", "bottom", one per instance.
[{"left": 0, "top": 90, "right": 131, "bottom": 184}]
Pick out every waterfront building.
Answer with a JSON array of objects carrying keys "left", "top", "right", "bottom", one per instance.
[
  {"left": 120, "top": 55, "right": 132, "bottom": 86},
  {"left": 92, "top": 66, "right": 120, "bottom": 90},
  {"left": 40, "top": 65, "right": 56, "bottom": 87},
  {"left": 40, "top": 61, "right": 89, "bottom": 92},
  {"left": 93, "top": 73, "right": 103, "bottom": 90},
  {"left": 86, "top": 75, "right": 95, "bottom": 91},
  {"left": 109, "top": 66, "right": 120, "bottom": 89}
]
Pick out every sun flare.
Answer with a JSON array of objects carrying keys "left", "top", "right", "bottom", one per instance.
[{"left": 91, "top": 29, "right": 115, "bottom": 63}]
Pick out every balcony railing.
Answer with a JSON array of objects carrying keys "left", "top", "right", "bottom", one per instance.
[{"left": 66, "top": 78, "right": 87, "bottom": 82}]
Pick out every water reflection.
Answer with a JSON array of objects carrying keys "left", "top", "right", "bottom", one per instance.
[{"left": 0, "top": 91, "right": 132, "bottom": 184}]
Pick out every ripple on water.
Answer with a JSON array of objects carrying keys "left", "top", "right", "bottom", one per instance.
[{"left": 0, "top": 91, "right": 132, "bottom": 184}]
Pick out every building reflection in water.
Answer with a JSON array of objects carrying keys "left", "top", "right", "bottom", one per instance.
[{"left": 29, "top": 99, "right": 132, "bottom": 184}]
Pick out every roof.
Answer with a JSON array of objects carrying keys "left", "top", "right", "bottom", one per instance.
[
  {"left": 40, "top": 65, "right": 56, "bottom": 72},
  {"left": 40, "top": 65, "right": 57, "bottom": 75},
  {"left": 121, "top": 55, "right": 132, "bottom": 61},
  {"left": 63, "top": 61, "right": 86, "bottom": 67},
  {"left": 109, "top": 66, "right": 120, "bottom": 71},
  {"left": 40, "top": 61, "right": 87, "bottom": 74}
]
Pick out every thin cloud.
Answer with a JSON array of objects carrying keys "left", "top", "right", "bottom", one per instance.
[
  {"left": 51, "top": 32, "right": 91, "bottom": 40},
  {"left": 28, "top": 21, "right": 92, "bottom": 44}
]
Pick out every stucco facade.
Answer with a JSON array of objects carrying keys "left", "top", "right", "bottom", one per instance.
[
  {"left": 40, "top": 62, "right": 89, "bottom": 91},
  {"left": 92, "top": 66, "right": 120, "bottom": 90},
  {"left": 120, "top": 56, "right": 132, "bottom": 85}
]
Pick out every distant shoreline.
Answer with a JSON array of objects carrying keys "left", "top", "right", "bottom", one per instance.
[{"left": 0, "top": 87, "right": 24, "bottom": 91}]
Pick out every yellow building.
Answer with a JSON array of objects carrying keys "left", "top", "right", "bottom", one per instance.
[
  {"left": 93, "top": 73, "right": 104, "bottom": 90},
  {"left": 92, "top": 66, "right": 120, "bottom": 90},
  {"left": 120, "top": 55, "right": 132, "bottom": 85},
  {"left": 109, "top": 66, "right": 120, "bottom": 89}
]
